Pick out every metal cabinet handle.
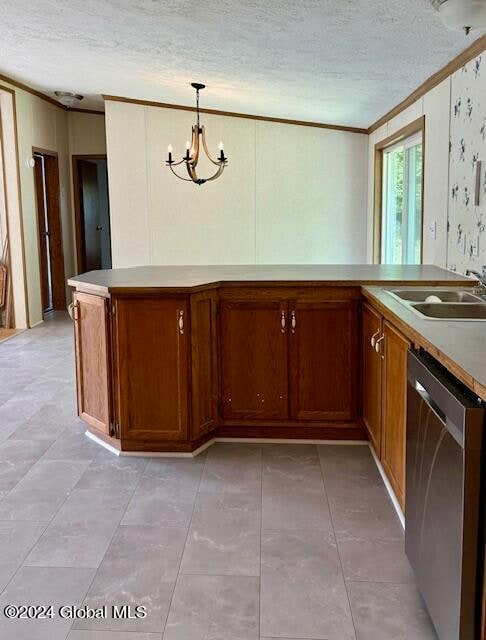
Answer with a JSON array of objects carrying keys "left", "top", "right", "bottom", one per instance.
[
  {"left": 375, "top": 334, "right": 385, "bottom": 356},
  {"left": 178, "top": 310, "right": 184, "bottom": 335},
  {"left": 280, "top": 310, "right": 286, "bottom": 333},
  {"left": 291, "top": 310, "right": 296, "bottom": 334},
  {"left": 370, "top": 329, "right": 380, "bottom": 348},
  {"left": 68, "top": 301, "right": 78, "bottom": 321}
]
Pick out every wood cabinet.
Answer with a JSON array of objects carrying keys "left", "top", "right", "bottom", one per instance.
[
  {"left": 72, "top": 286, "right": 362, "bottom": 451},
  {"left": 191, "top": 290, "right": 219, "bottom": 438},
  {"left": 73, "top": 291, "right": 112, "bottom": 436},
  {"left": 381, "top": 320, "right": 409, "bottom": 509},
  {"left": 220, "top": 293, "right": 359, "bottom": 424},
  {"left": 289, "top": 300, "right": 358, "bottom": 421},
  {"left": 113, "top": 297, "right": 189, "bottom": 443},
  {"left": 361, "top": 305, "right": 409, "bottom": 510},
  {"left": 362, "top": 302, "right": 383, "bottom": 454},
  {"left": 220, "top": 299, "right": 289, "bottom": 419}
]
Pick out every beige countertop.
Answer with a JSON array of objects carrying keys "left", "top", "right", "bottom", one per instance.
[
  {"left": 363, "top": 286, "right": 486, "bottom": 399},
  {"left": 68, "top": 263, "right": 484, "bottom": 397},
  {"left": 68, "top": 264, "right": 470, "bottom": 293}
]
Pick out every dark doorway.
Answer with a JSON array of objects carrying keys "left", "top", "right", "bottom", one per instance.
[
  {"left": 72, "top": 156, "right": 111, "bottom": 273},
  {"left": 33, "top": 150, "right": 66, "bottom": 315}
]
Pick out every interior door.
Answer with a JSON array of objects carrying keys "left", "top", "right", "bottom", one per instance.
[
  {"left": 33, "top": 153, "right": 66, "bottom": 312},
  {"left": 33, "top": 155, "right": 51, "bottom": 312},
  {"left": 80, "top": 161, "right": 101, "bottom": 271},
  {"left": 77, "top": 158, "right": 112, "bottom": 273},
  {"left": 114, "top": 297, "right": 189, "bottom": 442},
  {"left": 289, "top": 300, "right": 358, "bottom": 421},
  {"left": 73, "top": 292, "right": 112, "bottom": 436},
  {"left": 220, "top": 299, "right": 289, "bottom": 420},
  {"left": 362, "top": 302, "right": 383, "bottom": 454}
]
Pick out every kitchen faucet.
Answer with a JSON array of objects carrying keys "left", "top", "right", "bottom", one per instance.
[{"left": 466, "top": 266, "right": 486, "bottom": 296}]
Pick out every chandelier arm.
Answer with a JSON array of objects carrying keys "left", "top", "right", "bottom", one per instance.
[
  {"left": 169, "top": 164, "right": 195, "bottom": 182},
  {"left": 186, "top": 161, "right": 199, "bottom": 182},
  {"left": 201, "top": 126, "right": 222, "bottom": 166},
  {"left": 167, "top": 158, "right": 188, "bottom": 167},
  {"left": 204, "top": 162, "right": 227, "bottom": 182},
  {"left": 189, "top": 125, "right": 200, "bottom": 169}
]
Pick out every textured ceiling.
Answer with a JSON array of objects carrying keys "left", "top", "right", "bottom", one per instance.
[{"left": 0, "top": 0, "right": 479, "bottom": 126}]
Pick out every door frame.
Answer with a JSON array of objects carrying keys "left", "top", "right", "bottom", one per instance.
[
  {"left": 32, "top": 146, "right": 66, "bottom": 313},
  {"left": 72, "top": 154, "right": 108, "bottom": 274}
]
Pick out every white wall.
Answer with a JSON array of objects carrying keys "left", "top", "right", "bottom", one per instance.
[
  {"left": 366, "top": 80, "right": 451, "bottom": 267},
  {"left": 105, "top": 100, "right": 368, "bottom": 267}
]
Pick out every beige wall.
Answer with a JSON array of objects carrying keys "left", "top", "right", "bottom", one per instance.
[
  {"left": 0, "top": 88, "right": 28, "bottom": 327},
  {"left": 106, "top": 100, "right": 368, "bottom": 267},
  {"left": 68, "top": 111, "right": 106, "bottom": 156},
  {"left": 11, "top": 87, "right": 72, "bottom": 326},
  {"left": 366, "top": 79, "right": 451, "bottom": 267},
  {"left": 67, "top": 111, "right": 107, "bottom": 274},
  {"left": 0, "top": 79, "right": 107, "bottom": 327}
]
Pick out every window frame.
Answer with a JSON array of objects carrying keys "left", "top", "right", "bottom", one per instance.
[{"left": 373, "top": 116, "right": 425, "bottom": 265}]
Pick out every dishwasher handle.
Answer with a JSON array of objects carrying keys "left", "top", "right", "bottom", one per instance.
[
  {"left": 407, "top": 350, "right": 485, "bottom": 451},
  {"left": 413, "top": 380, "right": 447, "bottom": 424}
]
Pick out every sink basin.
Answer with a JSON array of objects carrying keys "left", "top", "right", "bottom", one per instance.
[
  {"left": 389, "top": 289, "right": 482, "bottom": 303},
  {"left": 412, "top": 303, "right": 486, "bottom": 320}
]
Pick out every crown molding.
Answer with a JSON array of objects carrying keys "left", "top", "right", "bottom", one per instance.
[
  {"left": 368, "top": 34, "right": 486, "bottom": 134},
  {"left": 2, "top": 32, "right": 485, "bottom": 136},
  {"left": 102, "top": 94, "right": 368, "bottom": 134},
  {"left": 67, "top": 107, "right": 105, "bottom": 115},
  {"left": 0, "top": 72, "right": 104, "bottom": 115}
]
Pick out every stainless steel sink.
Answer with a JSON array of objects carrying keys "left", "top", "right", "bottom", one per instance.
[
  {"left": 385, "top": 287, "right": 486, "bottom": 321},
  {"left": 389, "top": 289, "right": 482, "bottom": 303},
  {"left": 412, "top": 303, "right": 486, "bottom": 320}
]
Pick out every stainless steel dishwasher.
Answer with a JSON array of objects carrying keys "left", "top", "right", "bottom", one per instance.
[{"left": 406, "top": 350, "right": 485, "bottom": 640}]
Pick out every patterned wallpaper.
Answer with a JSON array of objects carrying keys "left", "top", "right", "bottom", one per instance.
[{"left": 447, "top": 54, "right": 486, "bottom": 274}]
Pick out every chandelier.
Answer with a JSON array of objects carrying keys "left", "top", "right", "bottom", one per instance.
[{"left": 165, "top": 83, "right": 228, "bottom": 185}]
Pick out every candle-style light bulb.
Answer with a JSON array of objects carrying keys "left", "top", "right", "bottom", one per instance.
[
  {"left": 186, "top": 140, "right": 191, "bottom": 150},
  {"left": 218, "top": 140, "right": 225, "bottom": 162},
  {"left": 167, "top": 144, "right": 173, "bottom": 164},
  {"left": 167, "top": 144, "right": 173, "bottom": 153}
]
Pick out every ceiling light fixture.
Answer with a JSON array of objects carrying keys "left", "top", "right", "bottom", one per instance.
[
  {"left": 54, "top": 91, "right": 84, "bottom": 108},
  {"left": 165, "top": 83, "right": 228, "bottom": 185},
  {"left": 432, "top": 0, "right": 486, "bottom": 34}
]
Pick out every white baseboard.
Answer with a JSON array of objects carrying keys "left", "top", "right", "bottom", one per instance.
[
  {"left": 368, "top": 443, "right": 405, "bottom": 529},
  {"left": 85, "top": 430, "right": 121, "bottom": 456},
  {"left": 85, "top": 432, "right": 369, "bottom": 458},
  {"left": 214, "top": 437, "right": 369, "bottom": 446}
]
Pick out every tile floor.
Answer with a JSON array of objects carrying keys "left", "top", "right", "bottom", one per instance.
[{"left": 0, "top": 312, "right": 438, "bottom": 639}]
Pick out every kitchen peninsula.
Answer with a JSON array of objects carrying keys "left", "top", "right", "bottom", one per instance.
[{"left": 68, "top": 265, "right": 476, "bottom": 467}]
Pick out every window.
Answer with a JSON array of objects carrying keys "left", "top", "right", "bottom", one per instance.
[{"left": 374, "top": 120, "right": 424, "bottom": 265}]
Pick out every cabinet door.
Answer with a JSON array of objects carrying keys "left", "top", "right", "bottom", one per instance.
[
  {"left": 289, "top": 300, "right": 358, "bottom": 421},
  {"left": 191, "top": 290, "right": 219, "bottom": 438},
  {"left": 114, "top": 297, "right": 189, "bottom": 442},
  {"left": 73, "top": 292, "right": 112, "bottom": 436},
  {"left": 382, "top": 320, "right": 409, "bottom": 509},
  {"left": 220, "top": 300, "right": 288, "bottom": 419},
  {"left": 362, "top": 302, "right": 383, "bottom": 455}
]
